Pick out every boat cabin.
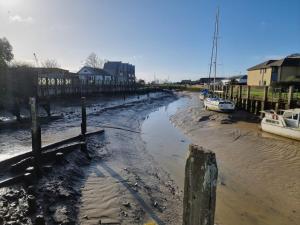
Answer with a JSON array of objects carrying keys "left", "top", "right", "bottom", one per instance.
[{"left": 281, "top": 109, "right": 300, "bottom": 128}]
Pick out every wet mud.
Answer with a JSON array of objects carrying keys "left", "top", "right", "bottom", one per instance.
[
  {"left": 170, "top": 92, "right": 300, "bottom": 225},
  {"left": 0, "top": 92, "right": 182, "bottom": 225}
]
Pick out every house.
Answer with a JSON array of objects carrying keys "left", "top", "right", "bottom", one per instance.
[
  {"left": 77, "top": 66, "right": 113, "bottom": 85},
  {"left": 180, "top": 79, "right": 192, "bottom": 85},
  {"left": 198, "top": 77, "right": 225, "bottom": 85},
  {"left": 103, "top": 61, "right": 135, "bottom": 84},
  {"left": 222, "top": 75, "right": 247, "bottom": 85},
  {"left": 247, "top": 54, "right": 300, "bottom": 86}
]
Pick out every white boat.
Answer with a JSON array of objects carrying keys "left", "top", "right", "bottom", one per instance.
[
  {"left": 261, "top": 109, "right": 300, "bottom": 141},
  {"left": 204, "top": 97, "right": 235, "bottom": 112}
]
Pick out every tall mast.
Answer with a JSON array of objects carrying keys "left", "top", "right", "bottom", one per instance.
[
  {"left": 208, "top": 7, "right": 220, "bottom": 93},
  {"left": 213, "top": 7, "right": 220, "bottom": 93}
]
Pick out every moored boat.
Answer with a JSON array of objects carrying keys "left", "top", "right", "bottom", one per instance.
[
  {"left": 261, "top": 109, "right": 300, "bottom": 141},
  {"left": 204, "top": 97, "right": 235, "bottom": 112}
]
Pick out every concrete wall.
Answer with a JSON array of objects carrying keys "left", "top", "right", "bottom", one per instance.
[{"left": 247, "top": 68, "right": 272, "bottom": 86}]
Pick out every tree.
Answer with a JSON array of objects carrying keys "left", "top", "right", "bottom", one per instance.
[
  {"left": 84, "top": 52, "right": 104, "bottom": 68},
  {"left": 42, "top": 59, "right": 60, "bottom": 68},
  {"left": 0, "top": 37, "right": 14, "bottom": 68},
  {"left": 9, "top": 60, "right": 34, "bottom": 68}
]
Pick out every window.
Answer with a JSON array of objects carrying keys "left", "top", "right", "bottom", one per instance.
[{"left": 293, "top": 114, "right": 299, "bottom": 120}]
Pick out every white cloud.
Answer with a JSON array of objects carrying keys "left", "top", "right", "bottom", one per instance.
[{"left": 9, "top": 14, "right": 34, "bottom": 23}]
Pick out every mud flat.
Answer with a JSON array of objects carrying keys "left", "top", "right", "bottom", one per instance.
[
  {"left": 0, "top": 92, "right": 182, "bottom": 225},
  {"left": 170, "top": 92, "right": 300, "bottom": 225}
]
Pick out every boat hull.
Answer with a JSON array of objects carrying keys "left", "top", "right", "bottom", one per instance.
[
  {"left": 204, "top": 100, "right": 235, "bottom": 112},
  {"left": 261, "top": 121, "right": 300, "bottom": 141}
]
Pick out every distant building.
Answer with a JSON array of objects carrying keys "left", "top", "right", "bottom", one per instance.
[
  {"left": 221, "top": 75, "right": 247, "bottom": 85},
  {"left": 198, "top": 77, "right": 225, "bottom": 85},
  {"left": 103, "top": 61, "right": 135, "bottom": 85},
  {"left": 247, "top": 54, "right": 300, "bottom": 86},
  {"left": 180, "top": 79, "right": 192, "bottom": 85},
  {"left": 77, "top": 66, "right": 113, "bottom": 85}
]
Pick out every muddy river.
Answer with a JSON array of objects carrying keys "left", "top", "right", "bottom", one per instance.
[
  {"left": 141, "top": 97, "right": 190, "bottom": 190},
  {"left": 0, "top": 92, "right": 299, "bottom": 225}
]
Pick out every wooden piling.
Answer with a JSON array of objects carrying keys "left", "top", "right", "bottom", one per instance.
[
  {"left": 182, "top": 144, "right": 218, "bottom": 225},
  {"left": 246, "top": 86, "right": 251, "bottom": 111},
  {"left": 229, "top": 85, "right": 234, "bottom": 100},
  {"left": 287, "top": 85, "right": 294, "bottom": 109},
  {"left": 81, "top": 97, "right": 87, "bottom": 136},
  {"left": 29, "top": 97, "right": 42, "bottom": 174}
]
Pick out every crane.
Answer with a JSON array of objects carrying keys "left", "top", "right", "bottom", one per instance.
[{"left": 33, "top": 53, "right": 39, "bottom": 67}]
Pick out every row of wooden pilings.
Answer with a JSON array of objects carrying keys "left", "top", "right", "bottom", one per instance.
[
  {"left": 30, "top": 97, "right": 88, "bottom": 175},
  {"left": 211, "top": 85, "right": 296, "bottom": 114}
]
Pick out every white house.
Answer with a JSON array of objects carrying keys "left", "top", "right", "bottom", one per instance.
[{"left": 77, "top": 66, "right": 113, "bottom": 85}]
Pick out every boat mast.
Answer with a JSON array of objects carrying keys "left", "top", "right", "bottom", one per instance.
[
  {"left": 208, "top": 7, "right": 220, "bottom": 94},
  {"left": 213, "top": 7, "right": 219, "bottom": 93}
]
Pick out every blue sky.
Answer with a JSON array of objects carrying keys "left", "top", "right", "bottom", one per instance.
[{"left": 0, "top": 0, "right": 299, "bottom": 82}]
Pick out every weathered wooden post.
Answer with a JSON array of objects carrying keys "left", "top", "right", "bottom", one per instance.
[
  {"left": 229, "top": 85, "right": 234, "bottom": 100},
  {"left": 238, "top": 85, "right": 243, "bottom": 108},
  {"left": 182, "top": 144, "right": 218, "bottom": 225},
  {"left": 287, "top": 85, "right": 294, "bottom": 109},
  {"left": 222, "top": 85, "right": 226, "bottom": 99},
  {"left": 29, "top": 97, "right": 42, "bottom": 174},
  {"left": 246, "top": 86, "right": 251, "bottom": 111},
  {"left": 81, "top": 97, "right": 87, "bottom": 136},
  {"left": 260, "top": 86, "right": 268, "bottom": 116},
  {"left": 254, "top": 101, "right": 259, "bottom": 115},
  {"left": 275, "top": 102, "right": 279, "bottom": 112}
]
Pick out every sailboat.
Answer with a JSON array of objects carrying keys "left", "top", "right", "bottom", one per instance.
[{"left": 203, "top": 8, "right": 235, "bottom": 112}]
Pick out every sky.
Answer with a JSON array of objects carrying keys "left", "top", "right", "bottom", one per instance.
[{"left": 0, "top": 0, "right": 299, "bottom": 82}]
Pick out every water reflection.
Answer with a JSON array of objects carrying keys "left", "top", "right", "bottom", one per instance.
[{"left": 141, "top": 97, "right": 190, "bottom": 190}]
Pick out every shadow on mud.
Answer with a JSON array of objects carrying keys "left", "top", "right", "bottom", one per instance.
[{"left": 99, "top": 161, "right": 165, "bottom": 225}]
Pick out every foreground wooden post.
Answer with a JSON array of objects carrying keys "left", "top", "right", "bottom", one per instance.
[
  {"left": 182, "top": 144, "right": 218, "bottom": 225},
  {"left": 81, "top": 97, "right": 87, "bottom": 136},
  {"left": 29, "top": 97, "right": 42, "bottom": 174}
]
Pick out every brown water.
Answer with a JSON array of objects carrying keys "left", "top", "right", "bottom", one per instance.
[{"left": 141, "top": 97, "right": 190, "bottom": 190}]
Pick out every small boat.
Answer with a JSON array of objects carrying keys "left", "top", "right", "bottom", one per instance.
[
  {"left": 204, "top": 97, "right": 235, "bottom": 112},
  {"left": 261, "top": 109, "right": 300, "bottom": 141}
]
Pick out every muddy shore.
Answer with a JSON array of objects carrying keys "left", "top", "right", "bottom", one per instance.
[
  {"left": 1, "top": 91, "right": 299, "bottom": 225},
  {"left": 0, "top": 92, "right": 182, "bottom": 225},
  {"left": 170, "top": 92, "right": 300, "bottom": 225}
]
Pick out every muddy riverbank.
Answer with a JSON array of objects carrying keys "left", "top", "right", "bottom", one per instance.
[
  {"left": 170, "top": 92, "right": 300, "bottom": 225},
  {"left": 0, "top": 92, "right": 183, "bottom": 225},
  {"left": 1, "top": 91, "right": 299, "bottom": 225}
]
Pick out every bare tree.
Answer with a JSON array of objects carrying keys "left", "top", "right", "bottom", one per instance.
[
  {"left": 9, "top": 60, "right": 34, "bottom": 68},
  {"left": 42, "top": 59, "right": 60, "bottom": 68},
  {"left": 85, "top": 52, "right": 104, "bottom": 68},
  {"left": 0, "top": 37, "right": 14, "bottom": 69}
]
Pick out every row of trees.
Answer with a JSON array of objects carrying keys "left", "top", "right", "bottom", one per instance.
[{"left": 0, "top": 37, "right": 105, "bottom": 70}]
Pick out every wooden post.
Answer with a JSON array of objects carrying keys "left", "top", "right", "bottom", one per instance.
[
  {"left": 222, "top": 86, "right": 226, "bottom": 99},
  {"left": 229, "top": 85, "right": 234, "bottom": 100},
  {"left": 29, "top": 97, "right": 42, "bottom": 174},
  {"left": 275, "top": 102, "right": 279, "bottom": 112},
  {"left": 182, "top": 144, "right": 218, "bottom": 225},
  {"left": 238, "top": 85, "right": 242, "bottom": 108},
  {"left": 81, "top": 97, "right": 87, "bottom": 136},
  {"left": 260, "top": 86, "right": 269, "bottom": 115},
  {"left": 246, "top": 86, "right": 251, "bottom": 111},
  {"left": 254, "top": 101, "right": 259, "bottom": 115},
  {"left": 287, "top": 85, "right": 294, "bottom": 109}
]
